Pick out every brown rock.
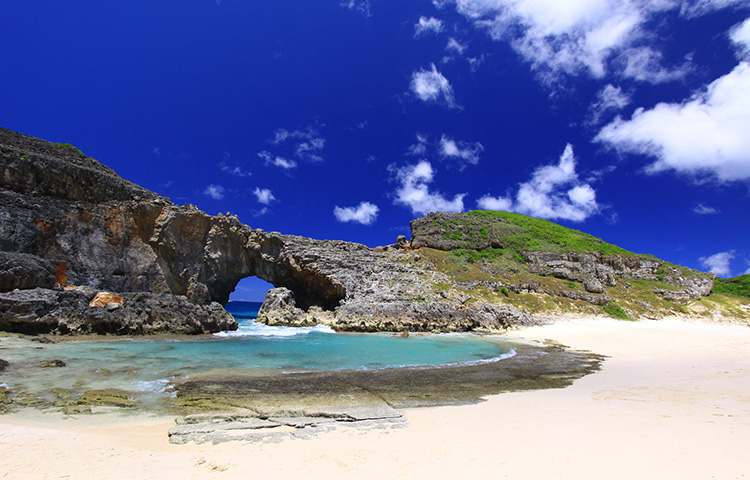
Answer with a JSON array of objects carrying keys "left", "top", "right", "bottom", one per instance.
[
  {"left": 89, "top": 292, "right": 123, "bottom": 308},
  {"left": 55, "top": 263, "right": 68, "bottom": 288}
]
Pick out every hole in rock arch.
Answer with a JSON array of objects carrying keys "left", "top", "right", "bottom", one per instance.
[{"left": 229, "top": 276, "right": 274, "bottom": 304}]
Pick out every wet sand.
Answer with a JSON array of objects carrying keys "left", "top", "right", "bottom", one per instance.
[{"left": 2, "top": 317, "right": 750, "bottom": 479}]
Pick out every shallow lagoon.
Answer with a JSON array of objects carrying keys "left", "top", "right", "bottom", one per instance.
[{"left": 0, "top": 302, "right": 519, "bottom": 409}]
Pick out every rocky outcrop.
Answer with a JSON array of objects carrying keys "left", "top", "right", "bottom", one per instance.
[
  {"left": 523, "top": 251, "right": 713, "bottom": 303},
  {"left": 0, "top": 287, "right": 235, "bottom": 335},
  {"left": 410, "top": 212, "right": 508, "bottom": 250},
  {"left": 0, "top": 128, "right": 718, "bottom": 334}
]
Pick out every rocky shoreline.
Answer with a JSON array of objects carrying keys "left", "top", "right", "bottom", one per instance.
[{"left": 1, "top": 127, "right": 743, "bottom": 337}]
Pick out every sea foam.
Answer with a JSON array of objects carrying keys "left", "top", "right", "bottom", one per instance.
[{"left": 213, "top": 321, "right": 335, "bottom": 338}]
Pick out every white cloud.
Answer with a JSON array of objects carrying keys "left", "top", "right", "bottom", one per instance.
[
  {"left": 589, "top": 84, "right": 630, "bottom": 124},
  {"left": 596, "top": 61, "right": 750, "bottom": 182},
  {"left": 693, "top": 203, "right": 719, "bottom": 215},
  {"left": 258, "top": 151, "right": 297, "bottom": 169},
  {"left": 220, "top": 161, "right": 251, "bottom": 177},
  {"left": 393, "top": 161, "right": 465, "bottom": 215},
  {"left": 681, "top": 0, "right": 749, "bottom": 18},
  {"left": 268, "top": 127, "right": 325, "bottom": 163},
  {"left": 477, "top": 195, "right": 513, "bottom": 211},
  {"left": 203, "top": 184, "right": 225, "bottom": 200},
  {"left": 410, "top": 64, "right": 456, "bottom": 107},
  {"left": 415, "top": 16, "right": 444, "bottom": 36},
  {"left": 477, "top": 144, "right": 599, "bottom": 222},
  {"left": 253, "top": 187, "right": 276, "bottom": 205},
  {"left": 700, "top": 250, "right": 735, "bottom": 277},
  {"left": 453, "top": 0, "right": 644, "bottom": 82},
  {"left": 439, "top": 135, "right": 484, "bottom": 166},
  {"left": 449, "top": 0, "right": 737, "bottom": 85},
  {"left": 615, "top": 46, "right": 690, "bottom": 83},
  {"left": 407, "top": 134, "right": 429, "bottom": 156},
  {"left": 731, "top": 17, "right": 750, "bottom": 58},
  {"left": 340, "top": 0, "right": 371, "bottom": 17},
  {"left": 446, "top": 38, "right": 467, "bottom": 54},
  {"left": 333, "top": 202, "right": 379, "bottom": 225}
]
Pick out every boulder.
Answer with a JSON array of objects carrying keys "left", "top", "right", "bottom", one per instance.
[
  {"left": 257, "top": 288, "right": 308, "bottom": 326},
  {"left": 89, "top": 292, "right": 123, "bottom": 308},
  {"left": 584, "top": 278, "right": 605, "bottom": 293}
]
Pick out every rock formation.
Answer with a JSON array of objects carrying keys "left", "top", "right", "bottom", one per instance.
[{"left": 0, "top": 128, "right": 721, "bottom": 335}]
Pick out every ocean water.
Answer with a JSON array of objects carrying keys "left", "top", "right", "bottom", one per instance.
[{"left": 0, "top": 302, "right": 515, "bottom": 404}]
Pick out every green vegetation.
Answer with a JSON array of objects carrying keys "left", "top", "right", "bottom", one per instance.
[
  {"left": 713, "top": 274, "right": 750, "bottom": 298},
  {"left": 467, "top": 210, "right": 637, "bottom": 256},
  {"left": 415, "top": 212, "right": 749, "bottom": 321},
  {"left": 54, "top": 142, "right": 84, "bottom": 156},
  {"left": 20, "top": 154, "right": 30, "bottom": 159},
  {"left": 451, "top": 248, "right": 504, "bottom": 263},
  {"left": 601, "top": 302, "right": 630, "bottom": 320},
  {"left": 442, "top": 230, "right": 464, "bottom": 241}
]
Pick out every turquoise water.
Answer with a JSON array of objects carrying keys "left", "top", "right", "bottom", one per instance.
[{"left": 0, "top": 302, "right": 514, "bottom": 400}]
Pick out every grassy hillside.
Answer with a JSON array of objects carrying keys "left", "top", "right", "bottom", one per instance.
[
  {"left": 411, "top": 211, "right": 749, "bottom": 323},
  {"left": 467, "top": 210, "right": 636, "bottom": 256},
  {"left": 713, "top": 274, "right": 750, "bottom": 298}
]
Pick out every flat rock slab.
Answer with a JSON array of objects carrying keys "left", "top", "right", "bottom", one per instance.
[{"left": 168, "top": 410, "right": 405, "bottom": 445}]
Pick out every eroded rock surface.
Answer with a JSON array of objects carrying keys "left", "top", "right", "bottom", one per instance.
[{"left": 0, "top": 128, "right": 716, "bottom": 334}]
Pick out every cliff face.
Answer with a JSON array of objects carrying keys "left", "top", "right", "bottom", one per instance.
[
  {"left": 2, "top": 128, "right": 522, "bottom": 334},
  {"left": 0, "top": 128, "right": 736, "bottom": 335}
]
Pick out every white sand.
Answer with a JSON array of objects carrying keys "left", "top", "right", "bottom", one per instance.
[{"left": 2, "top": 317, "right": 750, "bottom": 479}]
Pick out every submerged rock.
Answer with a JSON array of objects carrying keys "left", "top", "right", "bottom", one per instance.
[
  {"left": 35, "top": 359, "right": 66, "bottom": 368},
  {"left": 78, "top": 389, "right": 138, "bottom": 408}
]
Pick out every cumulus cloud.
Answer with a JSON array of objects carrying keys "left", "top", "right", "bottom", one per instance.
[
  {"left": 700, "top": 250, "right": 735, "bottom": 277},
  {"left": 452, "top": 0, "right": 643, "bottom": 82},
  {"left": 334, "top": 201, "right": 379, "bottom": 225},
  {"left": 448, "top": 0, "right": 738, "bottom": 85},
  {"left": 693, "top": 203, "right": 719, "bottom": 215},
  {"left": 393, "top": 161, "right": 465, "bottom": 215},
  {"left": 476, "top": 195, "right": 513, "bottom": 211},
  {"left": 203, "top": 184, "right": 225, "bottom": 200},
  {"left": 410, "top": 64, "right": 456, "bottom": 107},
  {"left": 731, "top": 17, "right": 750, "bottom": 58},
  {"left": 415, "top": 16, "right": 444, "bottom": 36},
  {"left": 477, "top": 144, "right": 599, "bottom": 222},
  {"left": 596, "top": 61, "right": 750, "bottom": 182},
  {"left": 439, "top": 135, "right": 484, "bottom": 166},
  {"left": 253, "top": 187, "right": 276, "bottom": 205}
]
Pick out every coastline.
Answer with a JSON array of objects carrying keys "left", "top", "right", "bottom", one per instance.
[{"left": 2, "top": 316, "right": 750, "bottom": 479}]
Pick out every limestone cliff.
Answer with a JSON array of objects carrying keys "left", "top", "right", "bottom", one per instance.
[{"left": 0, "top": 128, "right": 745, "bottom": 335}]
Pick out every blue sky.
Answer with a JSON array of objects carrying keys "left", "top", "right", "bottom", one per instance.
[{"left": 2, "top": 1, "right": 750, "bottom": 300}]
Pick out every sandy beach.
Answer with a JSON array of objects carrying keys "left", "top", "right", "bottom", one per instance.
[{"left": 2, "top": 317, "right": 749, "bottom": 480}]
